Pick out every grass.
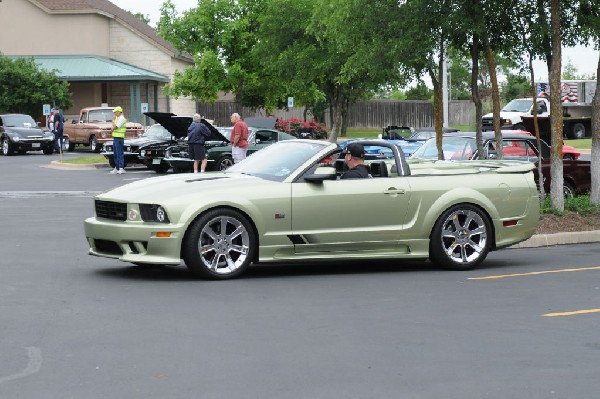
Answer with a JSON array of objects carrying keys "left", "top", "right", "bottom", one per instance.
[
  {"left": 58, "top": 155, "right": 107, "bottom": 164},
  {"left": 541, "top": 194, "right": 600, "bottom": 216}
]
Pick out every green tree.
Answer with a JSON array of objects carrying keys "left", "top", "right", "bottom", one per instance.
[
  {"left": 404, "top": 82, "right": 433, "bottom": 101},
  {"left": 577, "top": 0, "right": 600, "bottom": 205},
  {"left": 157, "top": 0, "right": 278, "bottom": 108},
  {"left": 0, "top": 56, "right": 72, "bottom": 118},
  {"left": 501, "top": 73, "right": 531, "bottom": 102},
  {"left": 132, "top": 12, "right": 151, "bottom": 25}
]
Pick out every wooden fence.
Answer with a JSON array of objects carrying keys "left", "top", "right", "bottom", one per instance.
[{"left": 198, "top": 99, "right": 475, "bottom": 129}]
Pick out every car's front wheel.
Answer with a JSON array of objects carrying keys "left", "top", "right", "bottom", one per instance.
[
  {"left": 63, "top": 136, "right": 75, "bottom": 152},
  {"left": 2, "top": 138, "right": 14, "bottom": 156},
  {"left": 183, "top": 208, "right": 255, "bottom": 279},
  {"left": 429, "top": 204, "right": 492, "bottom": 270},
  {"left": 90, "top": 136, "right": 100, "bottom": 153}
]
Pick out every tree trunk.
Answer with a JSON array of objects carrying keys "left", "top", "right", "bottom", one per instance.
[
  {"left": 470, "top": 36, "right": 484, "bottom": 157},
  {"left": 428, "top": 65, "right": 443, "bottom": 160},
  {"left": 328, "top": 85, "right": 345, "bottom": 142},
  {"left": 549, "top": 0, "right": 564, "bottom": 211},
  {"left": 483, "top": 33, "right": 502, "bottom": 160},
  {"left": 527, "top": 48, "right": 545, "bottom": 200},
  {"left": 591, "top": 57, "right": 600, "bottom": 204}
]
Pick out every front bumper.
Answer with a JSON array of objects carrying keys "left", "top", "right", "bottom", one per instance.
[{"left": 84, "top": 217, "right": 185, "bottom": 265}]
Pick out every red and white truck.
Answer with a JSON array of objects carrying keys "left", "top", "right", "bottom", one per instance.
[{"left": 482, "top": 80, "right": 597, "bottom": 140}]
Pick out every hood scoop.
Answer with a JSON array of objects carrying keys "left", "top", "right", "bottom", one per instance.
[{"left": 185, "top": 176, "right": 230, "bottom": 182}]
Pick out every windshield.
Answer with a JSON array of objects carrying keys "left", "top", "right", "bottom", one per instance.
[
  {"left": 88, "top": 109, "right": 115, "bottom": 122},
  {"left": 2, "top": 114, "right": 38, "bottom": 128},
  {"left": 143, "top": 124, "right": 171, "bottom": 139},
  {"left": 410, "top": 136, "right": 476, "bottom": 160},
  {"left": 226, "top": 140, "right": 330, "bottom": 181},
  {"left": 501, "top": 99, "right": 533, "bottom": 113}
]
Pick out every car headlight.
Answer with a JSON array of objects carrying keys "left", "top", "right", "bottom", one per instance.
[
  {"left": 139, "top": 204, "right": 170, "bottom": 223},
  {"left": 126, "top": 146, "right": 131, "bottom": 152},
  {"left": 140, "top": 150, "right": 146, "bottom": 157},
  {"left": 12, "top": 136, "right": 20, "bottom": 142},
  {"left": 100, "top": 132, "right": 108, "bottom": 138}
]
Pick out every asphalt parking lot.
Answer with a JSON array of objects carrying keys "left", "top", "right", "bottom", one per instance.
[{"left": 1, "top": 150, "right": 600, "bottom": 399}]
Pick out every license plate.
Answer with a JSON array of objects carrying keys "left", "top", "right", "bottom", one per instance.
[
  {"left": 32, "top": 143, "right": 40, "bottom": 148},
  {"left": 152, "top": 158, "right": 162, "bottom": 165}
]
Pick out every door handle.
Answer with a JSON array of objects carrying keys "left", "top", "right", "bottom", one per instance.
[{"left": 384, "top": 188, "right": 405, "bottom": 195}]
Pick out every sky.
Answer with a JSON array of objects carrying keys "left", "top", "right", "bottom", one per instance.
[{"left": 110, "top": 0, "right": 599, "bottom": 81}]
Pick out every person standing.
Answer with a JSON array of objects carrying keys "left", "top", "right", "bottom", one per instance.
[
  {"left": 48, "top": 108, "right": 56, "bottom": 151},
  {"left": 187, "top": 113, "right": 212, "bottom": 173},
  {"left": 110, "top": 106, "right": 127, "bottom": 174},
  {"left": 230, "top": 113, "right": 249, "bottom": 163},
  {"left": 52, "top": 107, "right": 64, "bottom": 152}
]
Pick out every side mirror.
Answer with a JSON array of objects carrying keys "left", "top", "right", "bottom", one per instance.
[{"left": 304, "top": 166, "right": 337, "bottom": 183}]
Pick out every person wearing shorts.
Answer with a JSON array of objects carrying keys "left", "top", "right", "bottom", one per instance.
[{"left": 187, "top": 114, "right": 211, "bottom": 173}]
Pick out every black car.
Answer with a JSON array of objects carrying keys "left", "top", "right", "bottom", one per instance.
[
  {"left": 140, "top": 112, "right": 226, "bottom": 173},
  {"left": 1, "top": 114, "right": 55, "bottom": 156},
  {"left": 101, "top": 123, "right": 175, "bottom": 169}
]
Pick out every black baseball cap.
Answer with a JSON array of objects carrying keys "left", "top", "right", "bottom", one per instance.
[{"left": 341, "top": 142, "right": 365, "bottom": 158}]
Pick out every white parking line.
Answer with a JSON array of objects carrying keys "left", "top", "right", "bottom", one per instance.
[
  {"left": 0, "top": 191, "right": 102, "bottom": 198},
  {"left": 0, "top": 347, "right": 42, "bottom": 384}
]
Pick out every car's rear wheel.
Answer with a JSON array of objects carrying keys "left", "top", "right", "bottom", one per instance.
[
  {"left": 563, "top": 182, "right": 575, "bottom": 198},
  {"left": 429, "top": 204, "right": 491, "bottom": 270},
  {"left": 2, "top": 138, "right": 14, "bottom": 156},
  {"left": 183, "top": 208, "right": 255, "bottom": 279},
  {"left": 217, "top": 155, "right": 234, "bottom": 171}
]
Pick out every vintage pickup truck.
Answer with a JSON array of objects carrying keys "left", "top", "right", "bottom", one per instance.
[{"left": 63, "top": 107, "right": 143, "bottom": 152}]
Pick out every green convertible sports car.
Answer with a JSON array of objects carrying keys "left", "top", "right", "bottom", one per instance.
[{"left": 84, "top": 139, "right": 540, "bottom": 279}]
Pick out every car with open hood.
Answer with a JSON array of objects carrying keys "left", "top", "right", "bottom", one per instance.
[
  {"left": 164, "top": 126, "right": 296, "bottom": 172},
  {"left": 137, "top": 112, "right": 223, "bottom": 173},
  {"left": 84, "top": 139, "right": 540, "bottom": 280},
  {"left": 101, "top": 123, "right": 176, "bottom": 169},
  {"left": 1, "top": 113, "right": 55, "bottom": 156}
]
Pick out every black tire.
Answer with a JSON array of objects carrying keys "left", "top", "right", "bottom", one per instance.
[
  {"left": 152, "top": 163, "right": 170, "bottom": 174},
  {"left": 64, "top": 136, "right": 75, "bottom": 152},
  {"left": 2, "top": 138, "right": 14, "bottom": 156},
  {"left": 513, "top": 123, "right": 525, "bottom": 131},
  {"left": 216, "top": 155, "right": 234, "bottom": 171},
  {"left": 108, "top": 158, "right": 116, "bottom": 168},
  {"left": 172, "top": 166, "right": 187, "bottom": 174},
  {"left": 429, "top": 204, "right": 492, "bottom": 270},
  {"left": 90, "top": 136, "right": 100, "bottom": 153},
  {"left": 570, "top": 123, "right": 586, "bottom": 140},
  {"left": 43, "top": 146, "right": 54, "bottom": 155},
  {"left": 183, "top": 208, "right": 255, "bottom": 279},
  {"left": 563, "top": 182, "right": 575, "bottom": 199}
]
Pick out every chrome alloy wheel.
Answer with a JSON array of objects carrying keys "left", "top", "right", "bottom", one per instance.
[
  {"left": 198, "top": 215, "right": 250, "bottom": 275},
  {"left": 439, "top": 208, "right": 488, "bottom": 265}
]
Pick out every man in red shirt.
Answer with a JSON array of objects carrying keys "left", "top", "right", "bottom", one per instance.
[{"left": 230, "top": 113, "right": 249, "bottom": 163}]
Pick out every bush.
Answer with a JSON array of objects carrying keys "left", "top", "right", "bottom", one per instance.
[
  {"left": 541, "top": 194, "right": 600, "bottom": 216},
  {"left": 275, "top": 118, "right": 328, "bottom": 139}
]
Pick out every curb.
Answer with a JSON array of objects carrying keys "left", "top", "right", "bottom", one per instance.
[
  {"left": 511, "top": 230, "right": 600, "bottom": 249},
  {"left": 46, "top": 161, "right": 109, "bottom": 170}
]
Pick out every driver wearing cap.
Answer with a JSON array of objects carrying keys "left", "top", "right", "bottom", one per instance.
[{"left": 340, "top": 142, "right": 370, "bottom": 179}]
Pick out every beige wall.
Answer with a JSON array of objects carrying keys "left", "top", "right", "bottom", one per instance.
[
  {"left": 0, "top": 1, "right": 110, "bottom": 56},
  {"left": 0, "top": 0, "right": 196, "bottom": 118},
  {"left": 109, "top": 21, "right": 195, "bottom": 116}
]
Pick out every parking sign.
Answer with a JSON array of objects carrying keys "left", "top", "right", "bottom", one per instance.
[{"left": 43, "top": 104, "right": 51, "bottom": 115}]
